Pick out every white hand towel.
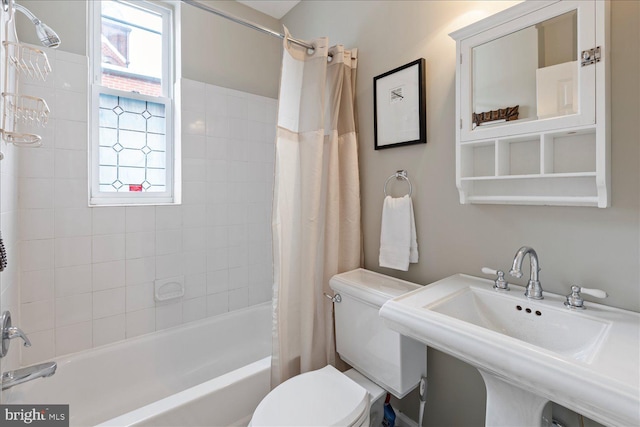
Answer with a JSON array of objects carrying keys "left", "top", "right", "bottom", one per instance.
[{"left": 379, "top": 195, "right": 419, "bottom": 271}]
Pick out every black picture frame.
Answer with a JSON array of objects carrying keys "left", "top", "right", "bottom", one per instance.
[{"left": 373, "top": 58, "right": 426, "bottom": 150}]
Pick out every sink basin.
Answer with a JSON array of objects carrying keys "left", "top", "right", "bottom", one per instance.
[
  {"left": 380, "top": 274, "right": 640, "bottom": 427},
  {"left": 429, "top": 286, "right": 610, "bottom": 363}
]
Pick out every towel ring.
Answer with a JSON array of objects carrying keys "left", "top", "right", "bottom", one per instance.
[{"left": 384, "top": 170, "right": 412, "bottom": 197}]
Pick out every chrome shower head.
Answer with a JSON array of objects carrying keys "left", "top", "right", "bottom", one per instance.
[
  {"left": 32, "top": 20, "right": 60, "bottom": 48},
  {"left": 12, "top": 2, "right": 61, "bottom": 48}
]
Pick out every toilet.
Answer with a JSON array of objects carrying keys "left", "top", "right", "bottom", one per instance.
[{"left": 250, "top": 268, "right": 427, "bottom": 426}]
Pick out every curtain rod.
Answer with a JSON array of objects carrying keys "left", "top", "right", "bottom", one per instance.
[{"left": 180, "top": 0, "right": 315, "bottom": 51}]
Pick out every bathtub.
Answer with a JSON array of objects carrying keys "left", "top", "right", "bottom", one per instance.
[{"left": 5, "top": 303, "right": 272, "bottom": 426}]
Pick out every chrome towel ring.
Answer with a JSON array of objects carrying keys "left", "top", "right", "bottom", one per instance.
[{"left": 384, "top": 170, "right": 412, "bottom": 197}]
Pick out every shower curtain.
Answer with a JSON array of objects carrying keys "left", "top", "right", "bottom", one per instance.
[{"left": 271, "top": 28, "right": 361, "bottom": 387}]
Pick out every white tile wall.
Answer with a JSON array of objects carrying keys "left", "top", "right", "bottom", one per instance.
[
  {"left": 15, "top": 49, "right": 275, "bottom": 364},
  {"left": 21, "top": 269, "right": 54, "bottom": 303},
  {"left": 55, "top": 264, "right": 91, "bottom": 297},
  {"left": 93, "top": 314, "right": 125, "bottom": 347},
  {"left": 0, "top": 124, "right": 20, "bottom": 375},
  {"left": 125, "top": 307, "right": 155, "bottom": 338},
  {"left": 55, "top": 322, "right": 92, "bottom": 355}
]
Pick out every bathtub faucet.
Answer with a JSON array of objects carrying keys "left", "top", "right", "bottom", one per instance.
[{"left": 1, "top": 361, "right": 57, "bottom": 390}]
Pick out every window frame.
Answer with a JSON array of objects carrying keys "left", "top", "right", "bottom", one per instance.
[{"left": 89, "top": 0, "right": 178, "bottom": 206}]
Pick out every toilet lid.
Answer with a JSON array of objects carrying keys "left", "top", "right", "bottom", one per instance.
[{"left": 251, "top": 365, "right": 369, "bottom": 426}]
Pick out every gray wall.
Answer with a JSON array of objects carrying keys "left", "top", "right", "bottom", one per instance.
[
  {"left": 179, "top": 0, "right": 281, "bottom": 97},
  {"left": 14, "top": 0, "right": 87, "bottom": 56},
  {"left": 15, "top": 0, "right": 282, "bottom": 97},
  {"left": 283, "top": 1, "right": 639, "bottom": 425}
]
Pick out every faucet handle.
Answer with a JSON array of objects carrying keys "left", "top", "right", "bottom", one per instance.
[
  {"left": 1, "top": 311, "right": 31, "bottom": 358},
  {"left": 482, "top": 267, "right": 510, "bottom": 291},
  {"left": 6, "top": 327, "right": 31, "bottom": 347},
  {"left": 564, "top": 285, "right": 608, "bottom": 310},
  {"left": 578, "top": 286, "right": 608, "bottom": 299},
  {"left": 481, "top": 267, "right": 497, "bottom": 275}
]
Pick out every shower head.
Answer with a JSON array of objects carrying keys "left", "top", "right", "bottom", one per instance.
[
  {"left": 11, "top": 2, "right": 61, "bottom": 48},
  {"left": 32, "top": 20, "right": 60, "bottom": 49}
]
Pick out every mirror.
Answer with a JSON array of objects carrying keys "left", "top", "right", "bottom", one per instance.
[{"left": 472, "top": 10, "right": 577, "bottom": 129}]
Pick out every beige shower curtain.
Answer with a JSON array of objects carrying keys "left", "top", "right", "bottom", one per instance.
[{"left": 271, "top": 29, "right": 361, "bottom": 387}]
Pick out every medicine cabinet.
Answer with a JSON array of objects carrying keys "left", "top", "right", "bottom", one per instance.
[{"left": 450, "top": 0, "right": 609, "bottom": 207}]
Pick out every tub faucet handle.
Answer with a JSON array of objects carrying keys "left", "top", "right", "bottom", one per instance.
[
  {"left": 1, "top": 311, "right": 31, "bottom": 359},
  {"left": 6, "top": 326, "right": 31, "bottom": 347}
]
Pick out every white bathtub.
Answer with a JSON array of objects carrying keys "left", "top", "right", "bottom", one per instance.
[{"left": 5, "top": 303, "right": 272, "bottom": 427}]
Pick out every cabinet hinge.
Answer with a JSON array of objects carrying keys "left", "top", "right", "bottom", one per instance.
[
  {"left": 460, "top": 119, "right": 463, "bottom": 130},
  {"left": 581, "top": 46, "right": 601, "bottom": 67},
  {"left": 460, "top": 54, "right": 462, "bottom": 65}
]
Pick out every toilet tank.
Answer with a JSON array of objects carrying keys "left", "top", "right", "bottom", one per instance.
[{"left": 329, "top": 269, "right": 427, "bottom": 398}]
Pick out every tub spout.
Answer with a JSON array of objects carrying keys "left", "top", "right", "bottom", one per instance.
[{"left": 1, "top": 361, "right": 57, "bottom": 391}]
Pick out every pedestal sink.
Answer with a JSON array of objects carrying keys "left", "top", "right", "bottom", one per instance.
[{"left": 379, "top": 274, "right": 640, "bottom": 426}]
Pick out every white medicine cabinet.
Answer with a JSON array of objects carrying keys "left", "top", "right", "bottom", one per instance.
[{"left": 450, "top": 0, "right": 610, "bottom": 207}]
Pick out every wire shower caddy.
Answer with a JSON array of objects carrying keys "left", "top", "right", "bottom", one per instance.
[{"left": 1, "top": 3, "right": 53, "bottom": 149}]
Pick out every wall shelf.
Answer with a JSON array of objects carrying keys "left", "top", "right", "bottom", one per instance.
[
  {"left": 464, "top": 196, "right": 601, "bottom": 207},
  {"left": 460, "top": 172, "right": 597, "bottom": 181}
]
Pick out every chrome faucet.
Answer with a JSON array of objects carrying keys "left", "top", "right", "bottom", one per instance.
[
  {"left": 1, "top": 361, "right": 57, "bottom": 390},
  {"left": 1, "top": 311, "right": 31, "bottom": 358},
  {"left": 0, "top": 310, "right": 57, "bottom": 390},
  {"left": 509, "top": 246, "right": 543, "bottom": 300}
]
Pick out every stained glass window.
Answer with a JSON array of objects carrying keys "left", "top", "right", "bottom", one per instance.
[{"left": 98, "top": 94, "right": 166, "bottom": 192}]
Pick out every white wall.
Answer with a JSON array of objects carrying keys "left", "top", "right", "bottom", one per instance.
[
  {"left": 0, "top": 3, "right": 24, "bottom": 384},
  {"left": 7, "top": 0, "right": 280, "bottom": 364},
  {"left": 16, "top": 48, "right": 275, "bottom": 364},
  {"left": 282, "top": 1, "right": 639, "bottom": 425}
]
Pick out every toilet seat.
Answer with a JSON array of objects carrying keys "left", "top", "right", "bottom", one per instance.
[{"left": 250, "top": 365, "right": 369, "bottom": 426}]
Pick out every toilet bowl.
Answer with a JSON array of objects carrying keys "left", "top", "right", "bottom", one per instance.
[
  {"left": 251, "top": 365, "right": 371, "bottom": 426},
  {"left": 250, "top": 269, "right": 427, "bottom": 426}
]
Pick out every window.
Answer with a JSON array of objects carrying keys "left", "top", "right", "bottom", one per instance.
[{"left": 90, "top": 0, "right": 178, "bottom": 205}]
